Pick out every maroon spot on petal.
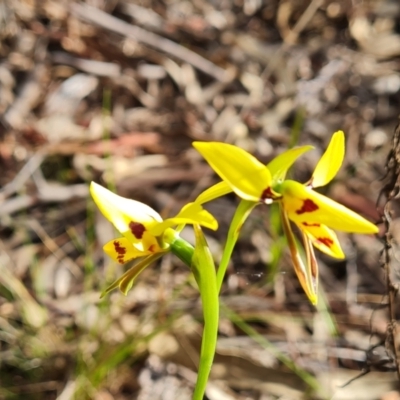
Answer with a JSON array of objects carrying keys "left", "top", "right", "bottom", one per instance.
[
  {"left": 261, "top": 187, "right": 274, "bottom": 202},
  {"left": 296, "top": 199, "right": 319, "bottom": 215},
  {"left": 114, "top": 240, "right": 126, "bottom": 255},
  {"left": 302, "top": 222, "right": 321, "bottom": 227},
  {"left": 148, "top": 244, "right": 156, "bottom": 253},
  {"left": 114, "top": 240, "right": 126, "bottom": 263},
  {"left": 317, "top": 237, "right": 334, "bottom": 247},
  {"left": 129, "top": 221, "right": 146, "bottom": 239}
]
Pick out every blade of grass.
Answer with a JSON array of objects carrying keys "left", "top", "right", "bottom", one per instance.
[
  {"left": 288, "top": 107, "right": 305, "bottom": 149},
  {"left": 221, "top": 303, "right": 320, "bottom": 394},
  {"left": 316, "top": 284, "right": 339, "bottom": 337},
  {"left": 71, "top": 309, "right": 182, "bottom": 399}
]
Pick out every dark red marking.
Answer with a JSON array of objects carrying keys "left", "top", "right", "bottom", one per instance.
[
  {"left": 295, "top": 199, "right": 319, "bottom": 215},
  {"left": 114, "top": 240, "right": 127, "bottom": 264},
  {"left": 317, "top": 237, "right": 334, "bottom": 247},
  {"left": 261, "top": 187, "right": 274, "bottom": 201},
  {"left": 114, "top": 240, "right": 126, "bottom": 255},
  {"left": 129, "top": 221, "right": 146, "bottom": 239},
  {"left": 148, "top": 244, "right": 156, "bottom": 253},
  {"left": 302, "top": 222, "right": 321, "bottom": 227}
]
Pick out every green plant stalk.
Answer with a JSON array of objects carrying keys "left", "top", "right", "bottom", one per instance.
[
  {"left": 191, "top": 226, "right": 219, "bottom": 400},
  {"left": 168, "top": 231, "right": 195, "bottom": 266},
  {"left": 265, "top": 202, "right": 285, "bottom": 284},
  {"left": 170, "top": 229, "right": 219, "bottom": 400},
  {"left": 216, "top": 199, "right": 256, "bottom": 292}
]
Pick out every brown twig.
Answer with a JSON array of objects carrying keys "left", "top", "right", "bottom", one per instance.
[
  {"left": 261, "top": 0, "right": 323, "bottom": 81},
  {"left": 0, "top": 183, "right": 88, "bottom": 217},
  {"left": 70, "top": 3, "right": 229, "bottom": 82},
  {"left": 52, "top": 51, "right": 121, "bottom": 77},
  {"left": 0, "top": 152, "right": 45, "bottom": 201}
]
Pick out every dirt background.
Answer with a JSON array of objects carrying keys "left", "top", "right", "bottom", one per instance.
[{"left": 1, "top": 0, "right": 400, "bottom": 399}]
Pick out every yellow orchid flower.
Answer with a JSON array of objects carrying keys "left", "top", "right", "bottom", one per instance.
[
  {"left": 90, "top": 182, "right": 218, "bottom": 294},
  {"left": 193, "top": 131, "right": 378, "bottom": 304},
  {"left": 91, "top": 181, "right": 217, "bottom": 263},
  {"left": 91, "top": 186, "right": 221, "bottom": 400}
]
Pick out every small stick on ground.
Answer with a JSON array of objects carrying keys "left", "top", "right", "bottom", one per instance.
[{"left": 70, "top": 3, "right": 230, "bottom": 83}]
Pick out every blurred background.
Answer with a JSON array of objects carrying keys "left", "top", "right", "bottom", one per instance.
[{"left": 0, "top": 0, "right": 399, "bottom": 399}]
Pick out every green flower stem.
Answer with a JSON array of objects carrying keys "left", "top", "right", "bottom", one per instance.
[
  {"left": 217, "top": 199, "right": 256, "bottom": 292},
  {"left": 165, "top": 228, "right": 195, "bottom": 265},
  {"left": 191, "top": 225, "right": 219, "bottom": 400},
  {"left": 168, "top": 227, "right": 219, "bottom": 400}
]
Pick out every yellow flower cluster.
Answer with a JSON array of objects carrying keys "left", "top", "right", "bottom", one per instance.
[{"left": 91, "top": 131, "right": 378, "bottom": 304}]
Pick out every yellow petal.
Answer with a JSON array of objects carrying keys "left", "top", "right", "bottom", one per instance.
[
  {"left": 311, "top": 131, "right": 345, "bottom": 188},
  {"left": 267, "top": 145, "right": 314, "bottom": 183},
  {"left": 298, "top": 223, "right": 345, "bottom": 259},
  {"left": 195, "top": 181, "right": 232, "bottom": 204},
  {"left": 280, "top": 207, "right": 318, "bottom": 305},
  {"left": 90, "top": 182, "right": 162, "bottom": 247},
  {"left": 280, "top": 180, "right": 379, "bottom": 234},
  {"left": 193, "top": 142, "right": 275, "bottom": 202},
  {"left": 103, "top": 237, "right": 161, "bottom": 264},
  {"left": 150, "top": 202, "right": 218, "bottom": 236}
]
